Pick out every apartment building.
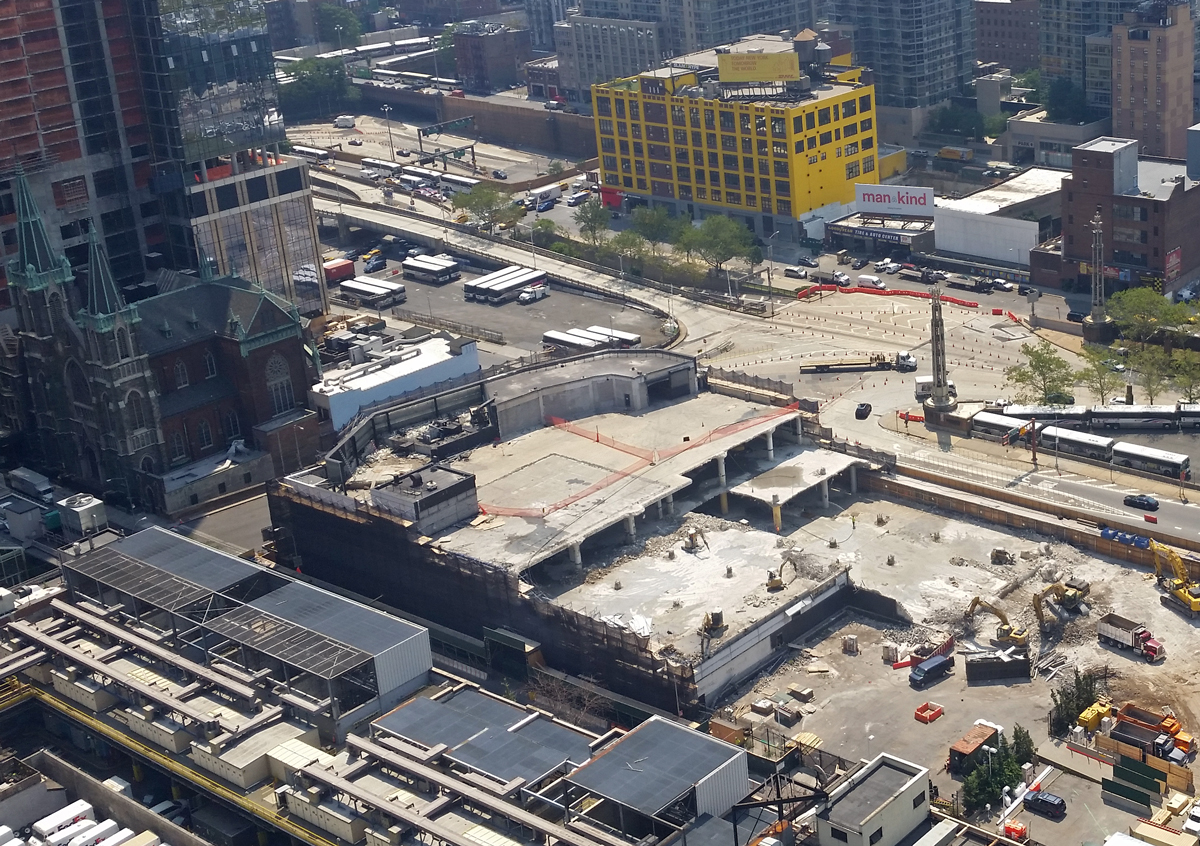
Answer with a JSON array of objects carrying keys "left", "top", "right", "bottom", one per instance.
[
  {"left": 976, "top": 0, "right": 1039, "bottom": 72},
  {"left": 1111, "top": 1, "right": 1193, "bottom": 159},
  {"left": 1039, "top": 0, "right": 1141, "bottom": 88},
  {"left": 592, "top": 34, "right": 879, "bottom": 240}
]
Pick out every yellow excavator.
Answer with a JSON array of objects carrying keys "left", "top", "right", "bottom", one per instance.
[
  {"left": 1033, "top": 581, "right": 1088, "bottom": 630},
  {"left": 1150, "top": 540, "right": 1200, "bottom": 618},
  {"left": 964, "top": 596, "right": 1030, "bottom": 645}
]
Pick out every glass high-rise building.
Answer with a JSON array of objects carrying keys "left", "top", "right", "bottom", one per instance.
[{"left": 0, "top": 0, "right": 325, "bottom": 315}]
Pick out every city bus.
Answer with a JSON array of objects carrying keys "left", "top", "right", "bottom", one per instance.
[
  {"left": 585, "top": 326, "right": 642, "bottom": 347},
  {"left": 356, "top": 42, "right": 395, "bottom": 59},
  {"left": 970, "top": 411, "right": 1041, "bottom": 443},
  {"left": 292, "top": 145, "right": 333, "bottom": 164},
  {"left": 463, "top": 266, "right": 524, "bottom": 301},
  {"left": 1032, "top": 426, "right": 1114, "bottom": 462},
  {"left": 361, "top": 158, "right": 404, "bottom": 177},
  {"left": 542, "top": 330, "right": 600, "bottom": 350},
  {"left": 338, "top": 279, "right": 394, "bottom": 309},
  {"left": 392, "top": 37, "right": 434, "bottom": 54},
  {"left": 440, "top": 173, "right": 481, "bottom": 194},
  {"left": 1112, "top": 442, "right": 1191, "bottom": 479},
  {"left": 997, "top": 405, "right": 1090, "bottom": 429},
  {"left": 431, "top": 77, "right": 461, "bottom": 91},
  {"left": 401, "top": 165, "right": 443, "bottom": 184},
  {"left": 373, "top": 68, "right": 405, "bottom": 84},
  {"left": 485, "top": 268, "right": 547, "bottom": 303},
  {"left": 365, "top": 277, "right": 407, "bottom": 304},
  {"left": 1090, "top": 404, "right": 1179, "bottom": 430},
  {"left": 402, "top": 256, "right": 458, "bottom": 285},
  {"left": 472, "top": 267, "right": 529, "bottom": 303}
]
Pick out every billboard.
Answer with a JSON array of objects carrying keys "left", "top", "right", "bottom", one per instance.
[
  {"left": 1166, "top": 246, "right": 1182, "bottom": 281},
  {"left": 856, "top": 184, "right": 935, "bottom": 217},
  {"left": 717, "top": 52, "right": 801, "bottom": 83}
]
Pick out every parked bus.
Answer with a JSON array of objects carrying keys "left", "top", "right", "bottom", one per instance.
[
  {"left": 356, "top": 42, "right": 395, "bottom": 59},
  {"left": 1033, "top": 426, "right": 1114, "bottom": 462},
  {"left": 403, "top": 256, "right": 458, "bottom": 284},
  {"left": 361, "top": 158, "right": 403, "bottom": 177},
  {"left": 1090, "top": 404, "right": 1179, "bottom": 430},
  {"left": 1182, "top": 404, "right": 1200, "bottom": 429},
  {"left": 463, "top": 266, "right": 524, "bottom": 301},
  {"left": 373, "top": 68, "right": 406, "bottom": 83},
  {"left": 339, "top": 279, "right": 394, "bottom": 309},
  {"left": 585, "top": 325, "right": 641, "bottom": 346},
  {"left": 401, "top": 165, "right": 443, "bottom": 183},
  {"left": 292, "top": 145, "right": 333, "bottom": 164},
  {"left": 1112, "top": 442, "right": 1191, "bottom": 479},
  {"left": 476, "top": 267, "right": 533, "bottom": 303},
  {"left": 397, "top": 174, "right": 423, "bottom": 192},
  {"left": 431, "top": 77, "right": 461, "bottom": 90},
  {"left": 392, "top": 37, "right": 434, "bottom": 54},
  {"left": 365, "top": 277, "right": 407, "bottom": 304},
  {"left": 565, "top": 328, "right": 616, "bottom": 347},
  {"left": 485, "top": 268, "right": 547, "bottom": 303},
  {"left": 971, "top": 411, "right": 1041, "bottom": 443},
  {"left": 440, "top": 173, "right": 481, "bottom": 194},
  {"left": 997, "top": 404, "right": 1090, "bottom": 429},
  {"left": 543, "top": 330, "right": 600, "bottom": 350},
  {"left": 399, "top": 71, "right": 433, "bottom": 87}
]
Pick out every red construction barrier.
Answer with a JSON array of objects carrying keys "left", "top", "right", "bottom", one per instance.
[
  {"left": 1145, "top": 514, "right": 1159, "bottom": 523},
  {"left": 915, "top": 702, "right": 944, "bottom": 723},
  {"left": 893, "top": 659, "right": 913, "bottom": 669},
  {"left": 793, "top": 285, "right": 977, "bottom": 307},
  {"left": 897, "top": 411, "right": 925, "bottom": 422},
  {"left": 992, "top": 308, "right": 1003, "bottom": 315}
]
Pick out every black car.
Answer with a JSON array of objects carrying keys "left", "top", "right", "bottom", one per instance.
[
  {"left": 1022, "top": 790, "right": 1066, "bottom": 819},
  {"left": 1066, "top": 310, "right": 1085, "bottom": 323},
  {"left": 1045, "top": 391, "right": 1075, "bottom": 404},
  {"left": 851, "top": 257, "right": 869, "bottom": 269},
  {"left": 397, "top": 148, "right": 411, "bottom": 157},
  {"left": 1017, "top": 284, "right": 1033, "bottom": 295},
  {"left": 855, "top": 403, "right": 872, "bottom": 420},
  {"left": 1124, "top": 493, "right": 1160, "bottom": 511},
  {"left": 348, "top": 138, "right": 363, "bottom": 146},
  {"left": 796, "top": 255, "right": 820, "bottom": 268}
]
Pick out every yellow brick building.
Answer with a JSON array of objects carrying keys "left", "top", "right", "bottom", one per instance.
[{"left": 591, "top": 34, "right": 879, "bottom": 240}]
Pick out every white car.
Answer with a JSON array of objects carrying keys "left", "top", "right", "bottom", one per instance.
[
  {"left": 882, "top": 262, "right": 901, "bottom": 274},
  {"left": 992, "top": 279, "right": 1014, "bottom": 291},
  {"left": 873, "top": 259, "right": 891, "bottom": 271},
  {"left": 832, "top": 270, "right": 851, "bottom": 284},
  {"left": 784, "top": 266, "right": 808, "bottom": 279}
]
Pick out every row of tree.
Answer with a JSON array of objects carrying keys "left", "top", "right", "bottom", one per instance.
[{"left": 1006, "top": 339, "right": 1200, "bottom": 404}]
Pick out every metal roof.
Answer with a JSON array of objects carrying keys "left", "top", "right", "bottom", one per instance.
[
  {"left": 69, "top": 548, "right": 224, "bottom": 612},
  {"left": 568, "top": 717, "right": 741, "bottom": 817},
  {"left": 822, "top": 760, "right": 919, "bottom": 830},
  {"left": 107, "top": 527, "right": 260, "bottom": 591},
  {"left": 374, "top": 689, "right": 593, "bottom": 783},
  {"left": 205, "top": 602, "right": 373, "bottom": 680}
]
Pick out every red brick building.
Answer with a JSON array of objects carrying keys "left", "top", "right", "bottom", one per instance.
[
  {"left": 975, "top": 0, "right": 1039, "bottom": 73},
  {"left": 5, "top": 168, "right": 317, "bottom": 515}
]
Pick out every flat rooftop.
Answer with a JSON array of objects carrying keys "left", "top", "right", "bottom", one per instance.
[
  {"left": 830, "top": 214, "right": 933, "bottom": 231},
  {"left": 730, "top": 447, "right": 863, "bottom": 506},
  {"left": 823, "top": 757, "right": 922, "bottom": 830},
  {"left": 935, "top": 167, "right": 1064, "bottom": 215},
  {"left": 484, "top": 352, "right": 688, "bottom": 406},
  {"left": 312, "top": 337, "right": 460, "bottom": 397},
  {"left": 1077, "top": 137, "right": 1134, "bottom": 154},
  {"left": 434, "top": 393, "right": 798, "bottom": 573}
]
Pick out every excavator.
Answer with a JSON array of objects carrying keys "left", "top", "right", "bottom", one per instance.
[
  {"left": 1150, "top": 540, "right": 1200, "bottom": 618},
  {"left": 1032, "top": 580, "right": 1090, "bottom": 630},
  {"left": 964, "top": 596, "right": 1029, "bottom": 645}
]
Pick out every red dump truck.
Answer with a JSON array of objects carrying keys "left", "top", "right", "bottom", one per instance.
[{"left": 1096, "top": 614, "right": 1165, "bottom": 662}]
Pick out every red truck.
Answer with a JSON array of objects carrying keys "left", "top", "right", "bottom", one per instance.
[{"left": 323, "top": 258, "right": 355, "bottom": 284}]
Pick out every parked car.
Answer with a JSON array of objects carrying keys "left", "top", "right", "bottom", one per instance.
[
  {"left": 348, "top": 138, "right": 363, "bottom": 146},
  {"left": 832, "top": 270, "right": 850, "bottom": 285},
  {"left": 1102, "top": 358, "right": 1126, "bottom": 372},
  {"left": 1022, "top": 790, "right": 1066, "bottom": 819},
  {"left": 1182, "top": 806, "right": 1200, "bottom": 836},
  {"left": 364, "top": 256, "right": 387, "bottom": 273},
  {"left": 992, "top": 279, "right": 1014, "bottom": 292},
  {"left": 536, "top": 200, "right": 555, "bottom": 212},
  {"left": 910, "top": 148, "right": 930, "bottom": 157},
  {"left": 1124, "top": 494, "right": 1160, "bottom": 511},
  {"left": 492, "top": 169, "right": 508, "bottom": 179},
  {"left": 784, "top": 266, "right": 808, "bottom": 279},
  {"left": 796, "top": 255, "right": 820, "bottom": 268},
  {"left": 881, "top": 261, "right": 901, "bottom": 274},
  {"left": 407, "top": 247, "right": 430, "bottom": 258},
  {"left": 1045, "top": 391, "right": 1075, "bottom": 404},
  {"left": 855, "top": 403, "right": 872, "bottom": 419},
  {"left": 1017, "top": 284, "right": 1034, "bottom": 295},
  {"left": 851, "top": 257, "right": 869, "bottom": 269},
  {"left": 1067, "top": 311, "right": 1085, "bottom": 323}
]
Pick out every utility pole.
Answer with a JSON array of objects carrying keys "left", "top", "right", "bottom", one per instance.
[{"left": 382, "top": 105, "right": 394, "bottom": 160}]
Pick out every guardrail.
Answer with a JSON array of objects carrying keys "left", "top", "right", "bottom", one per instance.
[{"left": 390, "top": 307, "right": 504, "bottom": 343}]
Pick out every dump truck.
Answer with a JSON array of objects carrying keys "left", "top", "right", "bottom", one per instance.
[
  {"left": 1110, "top": 720, "right": 1186, "bottom": 764},
  {"left": 1096, "top": 614, "right": 1166, "bottom": 662},
  {"left": 799, "top": 351, "right": 917, "bottom": 373},
  {"left": 1117, "top": 702, "right": 1183, "bottom": 737}
]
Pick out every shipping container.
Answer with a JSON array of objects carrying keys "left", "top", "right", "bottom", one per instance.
[{"left": 964, "top": 651, "right": 1032, "bottom": 682}]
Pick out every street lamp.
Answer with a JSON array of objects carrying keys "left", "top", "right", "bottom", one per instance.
[
  {"left": 382, "top": 105, "right": 395, "bottom": 161},
  {"left": 982, "top": 745, "right": 997, "bottom": 778},
  {"left": 516, "top": 222, "right": 537, "bottom": 268},
  {"left": 292, "top": 424, "right": 307, "bottom": 472},
  {"left": 767, "top": 230, "right": 779, "bottom": 317},
  {"left": 334, "top": 25, "right": 345, "bottom": 74}
]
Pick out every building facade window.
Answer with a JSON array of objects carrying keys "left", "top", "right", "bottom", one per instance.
[
  {"left": 116, "top": 329, "right": 130, "bottom": 359},
  {"left": 127, "top": 391, "right": 147, "bottom": 430},
  {"left": 174, "top": 359, "right": 188, "bottom": 388},
  {"left": 170, "top": 431, "right": 187, "bottom": 461},
  {"left": 266, "top": 353, "right": 295, "bottom": 417},
  {"left": 204, "top": 350, "right": 217, "bottom": 378},
  {"left": 198, "top": 420, "right": 213, "bottom": 449},
  {"left": 226, "top": 410, "right": 241, "bottom": 438}
]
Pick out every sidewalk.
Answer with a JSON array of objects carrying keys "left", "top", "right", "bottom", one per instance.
[{"left": 1036, "top": 740, "right": 1112, "bottom": 784}]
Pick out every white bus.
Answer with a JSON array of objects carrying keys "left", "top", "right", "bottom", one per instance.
[
  {"left": 485, "top": 268, "right": 547, "bottom": 303},
  {"left": 464, "top": 266, "right": 524, "bottom": 301},
  {"left": 399, "top": 71, "right": 433, "bottom": 87},
  {"left": 373, "top": 68, "right": 405, "bottom": 84},
  {"left": 1090, "top": 404, "right": 1179, "bottom": 430},
  {"left": 339, "top": 279, "right": 394, "bottom": 309},
  {"left": 431, "top": 77, "right": 461, "bottom": 90},
  {"left": 1033, "top": 426, "right": 1114, "bottom": 461},
  {"left": 543, "top": 330, "right": 600, "bottom": 350},
  {"left": 998, "top": 404, "right": 1090, "bottom": 429},
  {"left": 1181, "top": 403, "right": 1200, "bottom": 429},
  {"left": 361, "top": 158, "right": 403, "bottom": 177},
  {"left": 401, "top": 165, "right": 443, "bottom": 182},
  {"left": 366, "top": 277, "right": 407, "bottom": 304},
  {"left": 440, "top": 173, "right": 481, "bottom": 194},
  {"left": 292, "top": 145, "right": 332, "bottom": 164},
  {"left": 585, "top": 325, "right": 641, "bottom": 346},
  {"left": 971, "top": 411, "right": 1041, "bottom": 443},
  {"left": 402, "top": 256, "right": 458, "bottom": 285},
  {"left": 1112, "top": 442, "right": 1191, "bottom": 479},
  {"left": 566, "top": 328, "right": 616, "bottom": 347}
]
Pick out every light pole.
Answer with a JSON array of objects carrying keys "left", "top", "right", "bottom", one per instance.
[
  {"left": 334, "top": 26, "right": 345, "bottom": 76},
  {"left": 517, "top": 222, "right": 537, "bottom": 268},
  {"left": 382, "top": 105, "right": 394, "bottom": 161},
  {"left": 982, "top": 745, "right": 997, "bottom": 779},
  {"left": 767, "top": 230, "right": 779, "bottom": 317},
  {"left": 292, "top": 424, "right": 306, "bottom": 472}
]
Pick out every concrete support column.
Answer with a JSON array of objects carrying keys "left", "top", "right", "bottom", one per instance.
[
  {"left": 765, "top": 430, "right": 774, "bottom": 460},
  {"left": 716, "top": 453, "right": 727, "bottom": 487},
  {"left": 624, "top": 515, "right": 636, "bottom": 543},
  {"left": 656, "top": 499, "right": 664, "bottom": 519},
  {"left": 666, "top": 494, "right": 675, "bottom": 516},
  {"left": 849, "top": 465, "right": 858, "bottom": 494},
  {"left": 569, "top": 543, "right": 582, "bottom": 566},
  {"left": 820, "top": 478, "right": 829, "bottom": 508},
  {"left": 771, "top": 494, "right": 781, "bottom": 534},
  {"left": 719, "top": 491, "right": 729, "bottom": 515}
]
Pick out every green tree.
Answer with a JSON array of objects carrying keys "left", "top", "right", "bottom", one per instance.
[
  {"left": 694, "top": 215, "right": 753, "bottom": 271},
  {"left": 531, "top": 218, "right": 559, "bottom": 247},
  {"left": 547, "top": 160, "right": 566, "bottom": 175},
  {"left": 277, "top": 58, "right": 360, "bottom": 120},
  {"left": 316, "top": 4, "right": 362, "bottom": 47},
  {"left": 451, "top": 183, "right": 516, "bottom": 233},
  {"left": 1076, "top": 349, "right": 1125, "bottom": 404},
  {"left": 983, "top": 113, "right": 1008, "bottom": 137},
  {"left": 1107, "top": 287, "right": 1186, "bottom": 345},
  {"left": 1015, "top": 68, "right": 1043, "bottom": 95},
  {"left": 1132, "top": 346, "right": 1173, "bottom": 403},
  {"left": 1012, "top": 724, "right": 1036, "bottom": 766},
  {"left": 1050, "top": 669, "right": 1100, "bottom": 737},
  {"left": 1005, "top": 340, "right": 1075, "bottom": 403},
  {"left": 1173, "top": 349, "right": 1200, "bottom": 402},
  {"left": 572, "top": 198, "right": 612, "bottom": 246},
  {"left": 631, "top": 206, "right": 680, "bottom": 258},
  {"left": 435, "top": 29, "right": 457, "bottom": 75},
  {"left": 607, "top": 229, "right": 648, "bottom": 264},
  {"left": 673, "top": 224, "right": 704, "bottom": 262},
  {"left": 1045, "top": 78, "right": 1089, "bottom": 123},
  {"left": 929, "top": 104, "right": 985, "bottom": 138}
]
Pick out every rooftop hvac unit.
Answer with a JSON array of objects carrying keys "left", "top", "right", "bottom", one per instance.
[{"left": 56, "top": 494, "right": 107, "bottom": 537}]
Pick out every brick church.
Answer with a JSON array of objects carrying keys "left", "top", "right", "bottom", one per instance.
[{"left": 1, "top": 168, "right": 319, "bottom": 515}]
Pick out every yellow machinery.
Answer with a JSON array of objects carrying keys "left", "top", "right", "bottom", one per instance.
[
  {"left": 1150, "top": 541, "right": 1200, "bottom": 618},
  {"left": 1078, "top": 696, "right": 1113, "bottom": 732},
  {"left": 964, "top": 596, "right": 1029, "bottom": 645},
  {"left": 1033, "top": 582, "right": 1087, "bottom": 630}
]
